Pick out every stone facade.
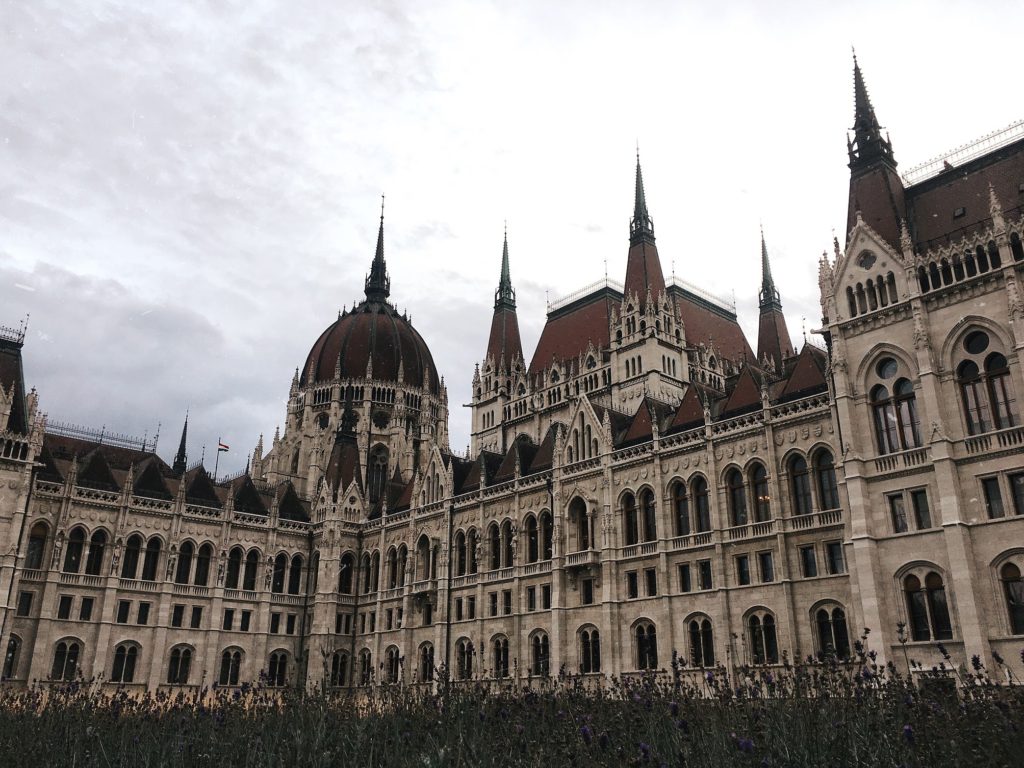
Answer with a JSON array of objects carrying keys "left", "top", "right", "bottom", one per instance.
[{"left": 1, "top": 61, "right": 1023, "bottom": 692}]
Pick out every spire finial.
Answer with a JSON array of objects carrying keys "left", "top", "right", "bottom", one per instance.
[
  {"left": 365, "top": 195, "right": 390, "bottom": 301},
  {"left": 758, "top": 225, "right": 781, "bottom": 310},
  {"left": 630, "top": 148, "right": 655, "bottom": 245},
  {"left": 495, "top": 223, "right": 515, "bottom": 309},
  {"left": 849, "top": 52, "right": 896, "bottom": 169}
]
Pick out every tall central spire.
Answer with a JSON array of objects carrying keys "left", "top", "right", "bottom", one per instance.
[
  {"left": 848, "top": 53, "right": 896, "bottom": 170},
  {"left": 364, "top": 196, "right": 391, "bottom": 301},
  {"left": 172, "top": 412, "right": 188, "bottom": 475},
  {"left": 630, "top": 151, "right": 655, "bottom": 246},
  {"left": 758, "top": 227, "right": 781, "bottom": 310},
  {"left": 495, "top": 224, "right": 515, "bottom": 310}
]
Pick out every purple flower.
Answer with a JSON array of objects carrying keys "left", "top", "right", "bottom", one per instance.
[
  {"left": 971, "top": 655, "right": 983, "bottom": 672},
  {"left": 993, "top": 651, "right": 1005, "bottom": 665},
  {"left": 936, "top": 643, "right": 949, "bottom": 660},
  {"left": 669, "top": 700, "right": 679, "bottom": 716},
  {"left": 639, "top": 742, "right": 651, "bottom": 761},
  {"left": 736, "top": 735, "right": 755, "bottom": 753},
  {"left": 580, "top": 725, "right": 593, "bottom": 745},
  {"left": 902, "top": 724, "right": 914, "bottom": 746}
]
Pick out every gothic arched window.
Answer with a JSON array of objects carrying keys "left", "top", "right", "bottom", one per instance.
[
  {"left": 688, "top": 617, "right": 715, "bottom": 667},
  {"left": 635, "top": 622, "right": 658, "bottom": 670},
  {"left": 175, "top": 542, "right": 194, "bottom": 584},
  {"left": 671, "top": 481, "right": 690, "bottom": 536},
  {"left": 692, "top": 477, "right": 711, "bottom": 532},
  {"left": 195, "top": 544, "right": 213, "bottom": 586},
  {"left": 168, "top": 646, "right": 192, "bottom": 684},
  {"left": 748, "top": 612, "right": 779, "bottom": 664},
  {"left": 789, "top": 456, "right": 813, "bottom": 516},
  {"left": 622, "top": 492, "right": 639, "bottom": 545},
  {"left": 815, "top": 606, "right": 850, "bottom": 658},
  {"left": 63, "top": 527, "right": 86, "bottom": 574},
  {"left": 121, "top": 534, "right": 143, "bottom": 580},
  {"left": 814, "top": 450, "right": 839, "bottom": 510},
  {"left": 726, "top": 469, "right": 747, "bottom": 527},
  {"left": 111, "top": 643, "right": 138, "bottom": 683},
  {"left": 750, "top": 464, "right": 770, "bottom": 522},
  {"left": 640, "top": 489, "right": 657, "bottom": 542},
  {"left": 580, "top": 628, "right": 601, "bottom": 674},
  {"left": 368, "top": 445, "right": 389, "bottom": 504},
  {"left": 1001, "top": 563, "right": 1024, "bottom": 635}
]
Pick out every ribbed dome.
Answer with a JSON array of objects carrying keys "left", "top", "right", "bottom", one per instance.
[{"left": 301, "top": 299, "right": 439, "bottom": 395}]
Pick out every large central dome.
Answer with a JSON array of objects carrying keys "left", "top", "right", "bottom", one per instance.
[
  {"left": 301, "top": 300, "right": 439, "bottom": 394},
  {"left": 300, "top": 211, "right": 440, "bottom": 395}
]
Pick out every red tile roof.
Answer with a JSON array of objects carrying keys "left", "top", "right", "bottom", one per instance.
[
  {"left": 778, "top": 345, "right": 828, "bottom": 402},
  {"left": 720, "top": 367, "right": 764, "bottom": 418},
  {"left": 669, "top": 287, "right": 755, "bottom": 365},
  {"left": 668, "top": 385, "right": 707, "bottom": 432},
  {"left": 528, "top": 291, "right": 617, "bottom": 376},
  {"left": 486, "top": 306, "right": 523, "bottom": 371},
  {"left": 623, "top": 240, "right": 667, "bottom": 307},
  {"left": 757, "top": 308, "right": 794, "bottom": 370}
]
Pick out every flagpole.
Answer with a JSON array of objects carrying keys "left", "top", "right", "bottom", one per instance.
[{"left": 214, "top": 435, "right": 221, "bottom": 482}]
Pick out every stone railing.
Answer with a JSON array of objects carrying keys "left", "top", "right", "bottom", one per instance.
[
  {"left": 873, "top": 447, "right": 930, "bottom": 474},
  {"left": 564, "top": 550, "right": 600, "bottom": 568},
  {"left": 667, "top": 532, "right": 713, "bottom": 550}
]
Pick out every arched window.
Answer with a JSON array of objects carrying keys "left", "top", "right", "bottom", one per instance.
[
  {"left": 371, "top": 551, "right": 381, "bottom": 591},
  {"left": 456, "top": 639, "right": 474, "bottom": 680},
  {"left": 467, "top": 529, "right": 478, "bottom": 574},
  {"left": 175, "top": 542, "right": 194, "bottom": 584},
  {"left": 168, "top": 646, "right": 192, "bottom": 684},
  {"left": 501, "top": 521, "right": 513, "bottom": 567},
  {"left": 243, "top": 550, "right": 259, "bottom": 591},
  {"left": 815, "top": 606, "right": 850, "bottom": 658},
  {"left": 1000, "top": 563, "right": 1024, "bottom": 635},
  {"left": 2, "top": 636, "right": 20, "bottom": 680},
  {"left": 750, "top": 464, "right": 770, "bottom": 522},
  {"left": 958, "top": 336, "right": 1018, "bottom": 435},
  {"left": 580, "top": 628, "right": 601, "bottom": 673},
  {"left": 635, "top": 622, "right": 658, "bottom": 670},
  {"left": 748, "top": 613, "right": 779, "bottom": 664},
  {"left": 51, "top": 640, "right": 80, "bottom": 681},
  {"left": 872, "top": 378, "right": 921, "bottom": 453},
  {"left": 958, "top": 360, "right": 990, "bottom": 434},
  {"left": 453, "top": 532, "right": 466, "bottom": 576},
  {"left": 789, "top": 456, "right": 813, "bottom": 516},
  {"left": 25, "top": 523, "right": 48, "bottom": 570},
  {"left": 688, "top": 618, "right": 715, "bottom": 667},
  {"left": 488, "top": 524, "right": 501, "bottom": 570},
  {"left": 121, "top": 534, "right": 143, "bottom": 579},
  {"left": 225, "top": 547, "right": 243, "bottom": 589},
  {"left": 358, "top": 649, "right": 373, "bottom": 685},
  {"left": 141, "top": 537, "right": 161, "bottom": 581},
  {"left": 386, "top": 548, "right": 398, "bottom": 588},
  {"left": 385, "top": 646, "right": 401, "bottom": 683},
  {"left": 904, "top": 572, "right": 953, "bottom": 641},
  {"left": 416, "top": 535, "right": 432, "bottom": 581},
  {"left": 540, "top": 512, "right": 553, "bottom": 560},
  {"left": 814, "top": 451, "right": 839, "bottom": 510},
  {"left": 268, "top": 652, "right": 287, "bottom": 686},
  {"left": 419, "top": 643, "right": 434, "bottom": 682},
  {"left": 339, "top": 553, "right": 354, "bottom": 593},
  {"left": 111, "top": 643, "right": 138, "bottom": 683},
  {"left": 271, "top": 553, "right": 287, "bottom": 593},
  {"left": 84, "top": 529, "right": 107, "bottom": 576},
  {"left": 622, "top": 492, "right": 639, "bottom": 545},
  {"left": 570, "top": 498, "right": 590, "bottom": 551},
  {"left": 219, "top": 649, "right": 242, "bottom": 685},
  {"left": 492, "top": 636, "right": 509, "bottom": 678},
  {"left": 194, "top": 544, "right": 213, "bottom": 586},
  {"left": 330, "top": 652, "right": 348, "bottom": 687},
  {"left": 726, "top": 469, "right": 747, "bottom": 526},
  {"left": 531, "top": 632, "right": 549, "bottom": 676},
  {"left": 692, "top": 477, "right": 711, "bottom": 532},
  {"left": 368, "top": 445, "right": 388, "bottom": 504},
  {"left": 525, "top": 516, "right": 538, "bottom": 563},
  {"left": 288, "top": 555, "right": 303, "bottom": 595},
  {"left": 640, "top": 489, "right": 657, "bottom": 542},
  {"left": 672, "top": 482, "right": 690, "bottom": 536},
  {"left": 63, "top": 528, "right": 86, "bottom": 574}
]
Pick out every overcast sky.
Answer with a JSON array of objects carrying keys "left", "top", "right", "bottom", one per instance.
[{"left": 2, "top": 1, "right": 1020, "bottom": 474}]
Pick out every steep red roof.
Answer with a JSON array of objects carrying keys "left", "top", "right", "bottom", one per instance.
[
  {"left": 0, "top": 336, "right": 28, "bottom": 435},
  {"left": 669, "top": 384, "right": 707, "bottom": 432},
  {"left": 528, "top": 290, "right": 617, "bottom": 376},
  {"left": 720, "top": 367, "right": 764, "bottom": 417},
  {"left": 325, "top": 433, "right": 362, "bottom": 495},
  {"left": 757, "top": 307, "right": 795, "bottom": 370},
  {"left": 778, "top": 345, "right": 828, "bottom": 402},
  {"left": 623, "top": 240, "right": 666, "bottom": 308},
  {"left": 486, "top": 306, "right": 523, "bottom": 371},
  {"left": 669, "top": 287, "right": 755, "bottom": 365}
]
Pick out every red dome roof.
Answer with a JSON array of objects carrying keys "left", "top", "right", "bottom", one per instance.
[{"left": 302, "top": 300, "right": 439, "bottom": 395}]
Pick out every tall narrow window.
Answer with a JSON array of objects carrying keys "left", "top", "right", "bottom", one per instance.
[
  {"left": 894, "top": 379, "right": 922, "bottom": 449},
  {"left": 987, "top": 353, "right": 1018, "bottom": 429},
  {"left": 531, "top": 633, "right": 549, "bottom": 676},
  {"left": 689, "top": 618, "right": 715, "bottom": 667},
  {"left": 526, "top": 516, "right": 538, "bottom": 563},
  {"left": 243, "top": 551, "right": 259, "bottom": 591},
  {"left": 751, "top": 464, "right": 770, "bottom": 522},
  {"left": 540, "top": 512, "right": 553, "bottom": 560},
  {"left": 814, "top": 451, "right": 839, "bottom": 510},
  {"left": 111, "top": 644, "right": 137, "bottom": 683},
  {"left": 25, "top": 523, "right": 48, "bottom": 571},
  {"left": 420, "top": 644, "right": 434, "bottom": 682},
  {"left": 368, "top": 446, "right": 388, "bottom": 504},
  {"left": 727, "top": 470, "right": 747, "bottom": 526},
  {"left": 268, "top": 653, "right": 287, "bottom": 686},
  {"left": 672, "top": 482, "right": 690, "bottom": 536},
  {"left": 287, "top": 555, "right": 303, "bottom": 595},
  {"left": 958, "top": 360, "right": 992, "bottom": 435},
  {"left": 168, "top": 647, "right": 192, "bottom": 684},
  {"left": 272, "top": 554, "right": 287, "bottom": 593},
  {"left": 63, "top": 528, "right": 86, "bottom": 574},
  {"left": 219, "top": 650, "right": 241, "bottom": 686},
  {"left": 194, "top": 544, "right": 212, "bottom": 586},
  {"left": 640, "top": 490, "right": 657, "bottom": 542},
  {"left": 3, "top": 636, "right": 20, "bottom": 680},
  {"left": 330, "top": 652, "right": 348, "bottom": 687},
  {"left": 489, "top": 524, "right": 501, "bottom": 570},
  {"left": 749, "top": 614, "right": 778, "bottom": 664},
  {"left": 72, "top": 532, "right": 96, "bottom": 574},
  {"left": 492, "top": 637, "right": 509, "bottom": 678},
  {"left": 121, "top": 534, "right": 143, "bottom": 579},
  {"left": 175, "top": 542, "right": 194, "bottom": 584},
  {"left": 622, "top": 493, "right": 639, "bottom": 545},
  {"left": 925, "top": 572, "right": 953, "bottom": 640},
  {"left": 790, "top": 457, "right": 813, "bottom": 515},
  {"left": 1001, "top": 563, "right": 1024, "bottom": 635},
  {"left": 635, "top": 623, "right": 658, "bottom": 670},
  {"left": 339, "top": 553, "right": 354, "bottom": 593},
  {"left": 816, "top": 607, "right": 850, "bottom": 658},
  {"left": 693, "top": 478, "right": 711, "bottom": 532},
  {"left": 580, "top": 629, "right": 601, "bottom": 673},
  {"left": 51, "top": 641, "right": 80, "bottom": 681}
]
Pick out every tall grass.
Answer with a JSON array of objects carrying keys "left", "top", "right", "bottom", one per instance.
[{"left": 1, "top": 640, "right": 1021, "bottom": 767}]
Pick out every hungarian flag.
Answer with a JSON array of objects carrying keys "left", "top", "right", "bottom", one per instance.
[{"left": 218, "top": 442, "right": 230, "bottom": 452}]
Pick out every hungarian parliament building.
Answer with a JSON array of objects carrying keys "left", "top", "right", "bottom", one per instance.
[{"left": 2, "top": 59, "right": 1023, "bottom": 691}]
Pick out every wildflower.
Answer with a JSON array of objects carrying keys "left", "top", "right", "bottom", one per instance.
[
  {"left": 580, "top": 725, "right": 593, "bottom": 745},
  {"left": 971, "top": 655, "right": 983, "bottom": 672},
  {"left": 936, "top": 643, "right": 950, "bottom": 660},
  {"left": 598, "top": 731, "right": 610, "bottom": 749},
  {"left": 639, "top": 742, "right": 651, "bottom": 761},
  {"left": 669, "top": 700, "right": 679, "bottom": 716},
  {"left": 735, "top": 734, "right": 755, "bottom": 753},
  {"left": 902, "top": 724, "right": 914, "bottom": 746},
  {"left": 993, "top": 651, "right": 1005, "bottom": 666}
]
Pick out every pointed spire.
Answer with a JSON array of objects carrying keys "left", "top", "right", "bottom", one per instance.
[
  {"left": 494, "top": 223, "right": 516, "bottom": 309},
  {"left": 630, "top": 149, "right": 655, "bottom": 246},
  {"left": 758, "top": 226, "right": 781, "bottom": 310},
  {"left": 848, "top": 52, "right": 896, "bottom": 170},
  {"left": 364, "top": 195, "right": 391, "bottom": 301},
  {"left": 172, "top": 411, "right": 188, "bottom": 475}
]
